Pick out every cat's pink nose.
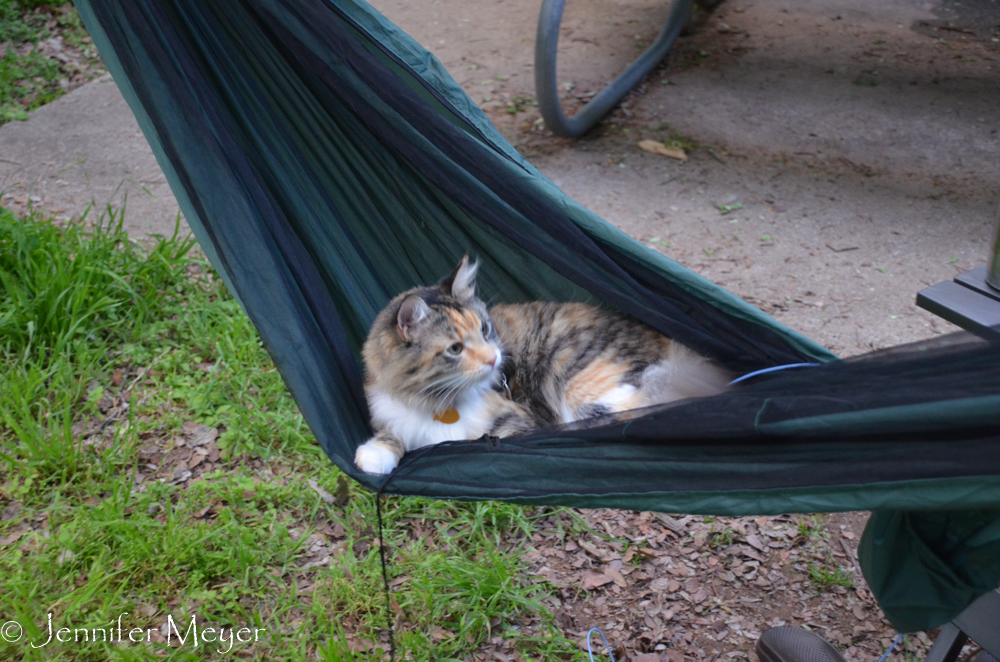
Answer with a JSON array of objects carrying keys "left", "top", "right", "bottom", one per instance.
[{"left": 486, "top": 355, "right": 497, "bottom": 367}]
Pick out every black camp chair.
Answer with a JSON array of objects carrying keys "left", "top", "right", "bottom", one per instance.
[
  {"left": 75, "top": 0, "right": 1000, "bottom": 650},
  {"left": 758, "top": 589, "right": 1000, "bottom": 662},
  {"left": 917, "top": 204, "right": 1000, "bottom": 338},
  {"left": 764, "top": 218, "right": 1000, "bottom": 662},
  {"left": 765, "top": 217, "right": 1000, "bottom": 662}
]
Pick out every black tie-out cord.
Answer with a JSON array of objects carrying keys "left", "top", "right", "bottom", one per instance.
[{"left": 375, "top": 482, "right": 396, "bottom": 661}]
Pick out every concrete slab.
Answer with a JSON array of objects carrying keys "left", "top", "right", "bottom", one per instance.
[{"left": 0, "top": 74, "right": 183, "bottom": 237}]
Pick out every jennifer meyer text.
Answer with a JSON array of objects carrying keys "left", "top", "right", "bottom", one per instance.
[{"left": 1, "top": 612, "right": 267, "bottom": 654}]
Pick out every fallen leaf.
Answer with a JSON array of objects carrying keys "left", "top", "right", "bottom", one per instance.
[
  {"left": 347, "top": 637, "right": 376, "bottom": 652},
  {"left": 188, "top": 426, "right": 218, "bottom": 447},
  {"left": 745, "top": 534, "right": 767, "bottom": 552},
  {"left": 639, "top": 140, "right": 688, "bottom": 160},
  {"left": 604, "top": 565, "right": 627, "bottom": 587},
  {"left": 0, "top": 532, "right": 22, "bottom": 546},
  {"left": 578, "top": 539, "right": 616, "bottom": 562},
  {"left": 307, "top": 479, "right": 335, "bottom": 504},
  {"left": 583, "top": 572, "right": 614, "bottom": 590}
]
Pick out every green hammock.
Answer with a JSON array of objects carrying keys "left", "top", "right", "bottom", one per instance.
[{"left": 74, "top": 0, "right": 1000, "bottom": 633}]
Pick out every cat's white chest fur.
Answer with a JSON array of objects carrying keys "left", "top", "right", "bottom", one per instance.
[{"left": 368, "top": 388, "right": 494, "bottom": 451}]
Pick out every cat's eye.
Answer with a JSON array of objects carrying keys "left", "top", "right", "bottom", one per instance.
[
  {"left": 481, "top": 321, "right": 492, "bottom": 337},
  {"left": 448, "top": 342, "right": 464, "bottom": 355}
]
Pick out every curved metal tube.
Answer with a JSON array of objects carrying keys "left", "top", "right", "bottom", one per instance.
[
  {"left": 988, "top": 195, "right": 1000, "bottom": 290},
  {"left": 535, "top": 0, "right": 692, "bottom": 138}
]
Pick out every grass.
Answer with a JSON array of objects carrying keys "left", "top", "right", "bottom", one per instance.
[
  {"left": 0, "top": 207, "right": 585, "bottom": 660},
  {"left": 0, "top": 0, "right": 102, "bottom": 123},
  {"left": 806, "top": 560, "right": 854, "bottom": 588},
  {"left": 707, "top": 525, "right": 736, "bottom": 549},
  {"left": 796, "top": 515, "right": 827, "bottom": 539}
]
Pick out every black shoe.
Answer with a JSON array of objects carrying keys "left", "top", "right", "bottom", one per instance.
[{"left": 757, "top": 627, "right": 847, "bottom": 662}]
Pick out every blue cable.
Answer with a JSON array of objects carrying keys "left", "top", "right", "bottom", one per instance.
[
  {"left": 728, "top": 362, "right": 821, "bottom": 386},
  {"left": 587, "top": 628, "right": 615, "bottom": 662},
  {"left": 876, "top": 634, "right": 905, "bottom": 662}
]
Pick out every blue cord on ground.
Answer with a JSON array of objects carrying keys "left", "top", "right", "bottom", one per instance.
[
  {"left": 877, "top": 634, "right": 905, "bottom": 662},
  {"left": 587, "top": 628, "right": 615, "bottom": 662}
]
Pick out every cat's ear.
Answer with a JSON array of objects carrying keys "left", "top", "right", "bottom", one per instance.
[
  {"left": 396, "top": 295, "right": 429, "bottom": 341},
  {"left": 439, "top": 254, "right": 479, "bottom": 300}
]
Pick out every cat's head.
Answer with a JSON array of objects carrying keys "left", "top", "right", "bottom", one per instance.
[{"left": 363, "top": 255, "right": 503, "bottom": 410}]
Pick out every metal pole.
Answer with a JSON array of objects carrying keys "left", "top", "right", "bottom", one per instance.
[
  {"left": 989, "top": 195, "right": 1000, "bottom": 290},
  {"left": 535, "top": 0, "right": 691, "bottom": 138}
]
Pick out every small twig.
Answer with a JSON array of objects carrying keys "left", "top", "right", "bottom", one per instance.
[
  {"left": 936, "top": 25, "right": 975, "bottom": 34},
  {"left": 705, "top": 147, "right": 728, "bottom": 166},
  {"left": 653, "top": 513, "right": 691, "bottom": 534},
  {"left": 125, "top": 348, "right": 172, "bottom": 393},
  {"left": 839, "top": 537, "right": 858, "bottom": 565}
]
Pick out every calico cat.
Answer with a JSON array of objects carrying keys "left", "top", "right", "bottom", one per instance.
[{"left": 354, "top": 256, "right": 729, "bottom": 474}]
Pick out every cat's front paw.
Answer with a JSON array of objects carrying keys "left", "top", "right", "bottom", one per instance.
[{"left": 355, "top": 441, "right": 399, "bottom": 474}]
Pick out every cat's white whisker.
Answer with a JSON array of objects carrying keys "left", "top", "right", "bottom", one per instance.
[{"left": 419, "top": 375, "right": 462, "bottom": 396}]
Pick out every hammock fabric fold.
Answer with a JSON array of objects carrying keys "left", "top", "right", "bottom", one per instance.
[{"left": 75, "top": 0, "right": 1000, "bottom": 633}]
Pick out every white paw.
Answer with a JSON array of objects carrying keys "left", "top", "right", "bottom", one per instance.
[{"left": 355, "top": 442, "right": 399, "bottom": 474}]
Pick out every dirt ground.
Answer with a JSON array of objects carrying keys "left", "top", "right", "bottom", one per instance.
[{"left": 1, "top": 0, "right": 997, "bottom": 659}]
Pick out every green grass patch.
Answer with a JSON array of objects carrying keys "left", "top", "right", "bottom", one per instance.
[
  {"left": 0, "top": 0, "right": 103, "bottom": 123},
  {"left": 806, "top": 560, "right": 854, "bottom": 588},
  {"left": 0, "top": 207, "right": 583, "bottom": 660},
  {"left": 0, "top": 46, "right": 60, "bottom": 121}
]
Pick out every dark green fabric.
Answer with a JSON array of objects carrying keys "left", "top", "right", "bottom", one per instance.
[
  {"left": 73, "top": 0, "right": 1000, "bottom": 634},
  {"left": 860, "top": 510, "right": 1000, "bottom": 632}
]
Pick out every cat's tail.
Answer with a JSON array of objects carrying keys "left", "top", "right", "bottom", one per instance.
[{"left": 639, "top": 342, "right": 731, "bottom": 405}]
